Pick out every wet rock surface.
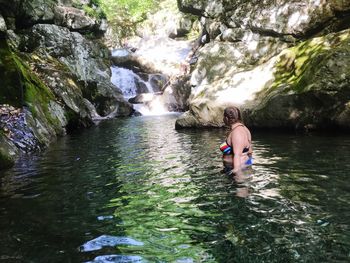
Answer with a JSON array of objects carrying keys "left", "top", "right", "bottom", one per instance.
[{"left": 0, "top": 105, "right": 40, "bottom": 152}]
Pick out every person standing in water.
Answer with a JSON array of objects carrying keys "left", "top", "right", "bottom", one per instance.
[{"left": 220, "top": 106, "right": 253, "bottom": 175}]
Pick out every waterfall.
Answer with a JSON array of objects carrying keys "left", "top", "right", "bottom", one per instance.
[
  {"left": 111, "top": 66, "right": 168, "bottom": 116},
  {"left": 110, "top": 37, "right": 192, "bottom": 116},
  {"left": 111, "top": 67, "right": 151, "bottom": 99}
]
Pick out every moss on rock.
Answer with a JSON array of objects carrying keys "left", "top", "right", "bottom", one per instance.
[
  {"left": 271, "top": 30, "right": 350, "bottom": 95},
  {"left": 247, "top": 29, "right": 350, "bottom": 130},
  {"left": 0, "top": 39, "right": 23, "bottom": 107},
  {"left": 11, "top": 52, "right": 62, "bottom": 134}
]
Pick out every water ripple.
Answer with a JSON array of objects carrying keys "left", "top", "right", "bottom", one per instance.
[{"left": 1, "top": 116, "right": 350, "bottom": 262}]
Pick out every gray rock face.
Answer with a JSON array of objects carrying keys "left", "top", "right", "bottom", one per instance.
[
  {"left": 24, "top": 24, "right": 132, "bottom": 117},
  {"left": 0, "top": 1, "right": 134, "bottom": 169},
  {"left": 175, "top": 0, "right": 350, "bottom": 130},
  {"left": 54, "top": 6, "right": 99, "bottom": 32},
  {"left": 18, "top": 0, "right": 56, "bottom": 27}
]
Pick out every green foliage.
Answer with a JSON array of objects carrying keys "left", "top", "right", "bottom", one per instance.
[
  {"left": 98, "top": 0, "right": 160, "bottom": 42},
  {"left": 100, "top": 0, "right": 158, "bottom": 21},
  {"left": 73, "top": 0, "right": 106, "bottom": 19}
]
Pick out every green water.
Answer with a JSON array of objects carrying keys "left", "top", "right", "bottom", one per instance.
[{"left": 0, "top": 114, "right": 349, "bottom": 262}]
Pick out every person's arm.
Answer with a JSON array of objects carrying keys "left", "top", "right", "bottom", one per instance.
[{"left": 230, "top": 128, "right": 245, "bottom": 174}]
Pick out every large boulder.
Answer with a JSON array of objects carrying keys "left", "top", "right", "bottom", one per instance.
[
  {"left": 23, "top": 24, "right": 132, "bottom": 117},
  {"left": 175, "top": 0, "right": 350, "bottom": 130},
  {"left": 17, "top": 0, "right": 56, "bottom": 28},
  {"left": 176, "top": 29, "right": 350, "bottom": 130},
  {"left": 54, "top": 5, "right": 103, "bottom": 33},
  {"left": 245, "top": 29, "right": 350, "bottom": 130}
]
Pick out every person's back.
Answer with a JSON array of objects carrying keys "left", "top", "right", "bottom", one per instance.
[{"left": 220, "top": 107, "right": 253, "bottom": 174}]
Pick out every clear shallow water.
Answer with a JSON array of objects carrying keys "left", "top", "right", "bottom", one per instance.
[{"left": 0, "top": 114, "right": 349, "bottom": 262}]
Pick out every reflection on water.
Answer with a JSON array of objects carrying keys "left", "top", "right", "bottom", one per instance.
[{"left": 1, "top": 114, "right": 350, "bottom": 262}]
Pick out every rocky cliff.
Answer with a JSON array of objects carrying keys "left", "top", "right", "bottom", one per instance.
[
  {"left": 175, "top": 0, "right": 350, "bottom": 130},
  {"left": 0, "top": 0, "right": 133, "bottom": 169}
]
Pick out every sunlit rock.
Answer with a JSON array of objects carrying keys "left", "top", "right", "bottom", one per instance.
[
  {"left": 179, "top": 0, "right": 350, "bottom": 37},
  {"left": 177, "top": 29, "right": 350, "bottom": 130},
  {"left": 246, "top": 29, "right": 350, "bottom": 130},
  {"left": 175, "top": 0, "right": 350, "bottom": 130},
  {"left": 54, "top": 6, "right": 99, "bottom": 32},
  {"left": 127, "top": 36, "right": 192, "bottom": 76},
  {"left": 189, "top": 38, "right": 287, "bottom": 88},
  {"left": 0, "top": 15, "right": 6, "bottom": 35}
]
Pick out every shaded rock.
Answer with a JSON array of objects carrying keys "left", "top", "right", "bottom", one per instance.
[
  {"left": 161, "top": 74, "right": 191, "bottom": 112},
  {"left": 17, "top": 0, "right": 56, "bottom": 28},
  {"left": 6, "top": 30, "right": 22, "bottom": 50},
  {"left": 149, "top": 74, "right": 168, "bottom": 92},
  {"left": 0, "top": 134, "right": 18, "bottom": 170},
  {"left": 128, "top": 93, "right": 155, "bottom": 104},
  {"left": 135, "top": 79, "right": 149, "bottom": 94},
  {"left": 0, "top": 39, "right": 24, "bottom": 107}
]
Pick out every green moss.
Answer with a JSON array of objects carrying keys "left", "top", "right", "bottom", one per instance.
[
  {"left": 0, "top": 39, "right": 60, "bottom": 132},
  {"left": 11, "top": 53, "right": 61, "bottom": 131},
  {"left": 0, "top": 39, "right": 24, "bottom": 107},
  {"left": 270, "top": 31, "right": 350, "bottom": 95}
]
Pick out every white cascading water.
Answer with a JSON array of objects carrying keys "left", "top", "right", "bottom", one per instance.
[
  {"left": 110, "top": 37, "right": 192, "bottom": 116},
  {"left": 110, "top": 66, "right": 168, "bottom": 116},
  {"left": 111, "top": 67, "right": 141, "bottom": 99}
]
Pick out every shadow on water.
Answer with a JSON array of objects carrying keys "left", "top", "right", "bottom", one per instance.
[{"left": 1, "top": 115, "right": 350, "bottom": 262}]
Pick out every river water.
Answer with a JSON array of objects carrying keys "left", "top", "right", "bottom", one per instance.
[{"left": 0, "top": 114, "right": 349, "bottom": 262}]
